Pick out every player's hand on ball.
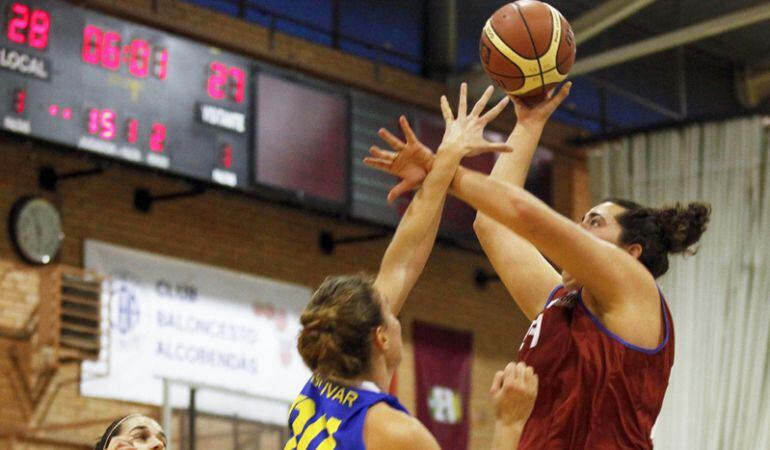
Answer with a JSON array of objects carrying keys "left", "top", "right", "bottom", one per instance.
[
  {"left": 439, "top": 83, "right": 513, "bottom": 157},
  {"left": 511, "top": 81, "right": 572, "bottom": 128},
  {"left": 490, "top": 361, "right": 538, "bottom": 426},
  {"left": 364, "top": 115, "right": 434, "bottom": 203}
]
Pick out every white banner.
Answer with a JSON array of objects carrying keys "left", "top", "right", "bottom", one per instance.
[{"left": 81, "top": 240, "right": 312, "bottom": 424}]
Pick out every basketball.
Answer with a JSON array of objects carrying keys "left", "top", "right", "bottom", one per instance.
[{"left": 479, "top": 0, "right": 576, "bottom": 98}]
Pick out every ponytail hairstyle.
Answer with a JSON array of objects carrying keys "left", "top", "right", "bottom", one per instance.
[
  {"left": 605, "top": 198, "right": 711, "bottom": 278},
  {"left": 297, "top": 273, "right": 384, "bottom": 380},
  {"left": 94, "top": 414, "right": 140, "bottom": 450}
]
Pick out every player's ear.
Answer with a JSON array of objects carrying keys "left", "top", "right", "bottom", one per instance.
[
  {"left": 373, "top": 325, "right": 389, "bottom": 351},
  {"left": 627, "top": 243, "right": 643, "bottom": 260}
]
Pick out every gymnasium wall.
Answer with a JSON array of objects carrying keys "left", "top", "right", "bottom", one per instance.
[
  {"left": 0, "top": 1, "right": 590, "bottom": 448},
  {"left": 0, "top": 141, "right": 530, "bottom": 449}
]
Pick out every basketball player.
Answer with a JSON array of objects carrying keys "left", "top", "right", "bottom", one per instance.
[
  {"left": 286, "top": 87, "right": 540, "bottom": 450},
  {"left": 365, "top": 82, "right": 710, "bottom": 449},
  {"left": 95, "top": 413, "right": 166, "bottom": 450}
]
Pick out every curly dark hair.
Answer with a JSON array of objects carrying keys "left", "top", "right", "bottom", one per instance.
[{"left": 605, "top": 198, "right": 711, "bottom": 278}]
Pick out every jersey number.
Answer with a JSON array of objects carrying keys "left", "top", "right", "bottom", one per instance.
[{"left": 284, "top": 395, "right": 342, "bottom": 450}]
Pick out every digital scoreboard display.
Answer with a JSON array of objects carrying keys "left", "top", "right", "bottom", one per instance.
[{"left": 0, "top": 0, "right": 252, "bottom": 187}]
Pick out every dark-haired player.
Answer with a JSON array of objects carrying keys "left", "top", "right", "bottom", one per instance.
[{"left": 367, "top": 82, "right": 710, "bottom": 449}]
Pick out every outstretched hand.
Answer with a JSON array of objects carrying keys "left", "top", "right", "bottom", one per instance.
[
  {"left": 364, "top": 116, "right": 434, "bottom": 203},
  {"left": 364, "top": 83, "right": 513, "bottom": 202},
  {"left": 439, "top": 83, "right": 513, "bottom": 157},
  {"left": 511, "top": 81, "right": 572, "bottom": 128}
]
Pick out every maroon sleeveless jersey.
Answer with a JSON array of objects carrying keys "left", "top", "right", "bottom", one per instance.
[{"left": 517, "top": 285, "right": 674, "bottom": 449}]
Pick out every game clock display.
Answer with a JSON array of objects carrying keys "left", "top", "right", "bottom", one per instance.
[{"left": 0, "top": 0, "right": 251, "bottom": 187}]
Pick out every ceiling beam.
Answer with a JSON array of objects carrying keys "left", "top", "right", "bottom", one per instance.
[
  {"left": 571, "top": 2, "right": 770, "bottom": 76},
  {"left": 572, "top": 0, "right": 659, "bottom": 45}
]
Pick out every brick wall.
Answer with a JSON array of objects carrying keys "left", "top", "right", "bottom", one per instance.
[
  {"left": 0, "top": 140, "right": 531, "bottom": 448},
  {"left": 553, "top": 150, "right": 592, "bottom": 221},
  {"left": 0, "top": 2, "right": 591, "bottom": 447}
]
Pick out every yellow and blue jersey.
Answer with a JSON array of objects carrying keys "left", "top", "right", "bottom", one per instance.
[{"left": 283, "top": 374, "right": 409, "bottom": 450}]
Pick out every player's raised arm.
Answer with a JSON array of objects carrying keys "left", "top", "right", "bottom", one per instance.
[
  {"left": 450, "top": 168, "right": 664, "bottom": 343},
  {"left": 473, "top": 84, "right": 571, "bottom": 321},
  {"left": 370, "top": 83, "right": 511, "bottom": 316}
]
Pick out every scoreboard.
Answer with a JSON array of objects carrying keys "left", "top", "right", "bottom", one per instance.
[
  {"left": 0, "top": 0, "right": 252, "bottom": 187},
  {"left": 0, "top": 0, "right": 540, "bottom": 238}
]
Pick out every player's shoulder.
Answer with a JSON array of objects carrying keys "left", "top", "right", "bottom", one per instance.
[{"left": 363, "top": 402, "right": 440, "bottom": 450}]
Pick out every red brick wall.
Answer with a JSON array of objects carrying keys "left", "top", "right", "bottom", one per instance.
[{"left": 0, "top": 140, "right": 529, "bottom": 449}]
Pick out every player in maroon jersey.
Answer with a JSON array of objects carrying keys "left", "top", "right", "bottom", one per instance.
[{"left": 365, "top": 82, "right": 710, "bottom": 449}]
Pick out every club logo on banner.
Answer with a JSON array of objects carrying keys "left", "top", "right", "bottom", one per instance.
[
  {"left": 428, "top": 386, "right": 463, "bottom": 424},
  {"left": 414, "top": 321, "right": 473, "bottom": 450},
  {"left": 114, "top": 272, "right": 141, "bottom": 335},
  {"left": 80, "top": 240, "right": 312, "bottom": 425}
]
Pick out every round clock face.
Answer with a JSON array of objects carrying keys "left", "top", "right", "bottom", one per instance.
[{"left": 10, "top": 198, "right": 64, "bottom": 265}]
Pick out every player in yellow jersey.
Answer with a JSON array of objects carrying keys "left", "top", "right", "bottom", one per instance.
[{"left": 285, "top": 84, "right": 537, "bottom": 450}]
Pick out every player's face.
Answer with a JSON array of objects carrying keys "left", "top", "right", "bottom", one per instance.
[
  {"left": 116, "top": 415, "right": 166, "bottom": 450},
  {"left": 579, "top": 201, "right": 625, "bottom": 244},
  {"left": 561, "top": 202, "right": 627, "bottom": 290}
]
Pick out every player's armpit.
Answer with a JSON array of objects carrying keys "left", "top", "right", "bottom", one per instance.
[{"left": 363, "top": 403, "right": 441, "bottom": 450}]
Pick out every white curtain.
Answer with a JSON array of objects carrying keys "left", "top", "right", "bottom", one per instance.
[{"left": 587, "top": 116, "right": 770, "bottom": 450}]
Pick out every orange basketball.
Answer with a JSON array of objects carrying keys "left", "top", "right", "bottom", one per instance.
[{"left": 479, "top": 1, "right": 576, "bottom": 98}]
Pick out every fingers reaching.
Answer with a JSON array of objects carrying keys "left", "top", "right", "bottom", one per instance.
[
  {"left": 441, "top": 95, "right": 454, "bottom": 126},
  {"left": 363, "top": 156, "right": 393, "bottom": 172},
  {"left": 469, "top": 85, "right": 494, "bottom": 118},
  {"left": 369, "top": 146, "right": 396, "bottom": 160},
  {"left": 551, "top": 81, "right": 572, "bottom": 106},
  {"left": 399, "top": 116, "right": 418, "bottom": 144},
  {"left": 483, "top": 143, "right": 514, "bottom": 153},
  {"left": 378, "top": 127, "right": 405, "bottom": 151},
  {"left": 480, "top": 95, "right": 510, "bottom": 124},
  {"left": 457, "top": 82, "right": 468, "bottom": 119}
]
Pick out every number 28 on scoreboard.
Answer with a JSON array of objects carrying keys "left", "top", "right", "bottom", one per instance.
[{"left": 6, "top": 2, "right": 50, "bottom": 50}]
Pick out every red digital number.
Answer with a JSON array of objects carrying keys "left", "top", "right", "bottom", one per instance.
[
  {"left": 7, "top": 3, "right": 49, "bottom": 49},
  {"left": 82, "top": 25, "right": 102, "bottom": 65},
  {"left": 127, "top": 119, "right": 139, "bottom": 144},
  {"left": 229, "top": 67, "right": 245, "bottom": 103},
  {"left": 7, "top": 3, "right": 29, "bottom": 44},
  {"left": 149, "top": 123, "right": 166, "bottom": 153},
  {"left": 82, "top": 25, "right": 168, "bottom": 81},
  {"left": 207, "top": 62, "right": 245, "bottom": 103},
  {"left": 221, "top": 144, "right": 233, "bottom": 169},
  {"left": 13, "top": 89, "right": 26, "bottom": 115},
  {"left": 87, "top": 109, "right": 99, "bottom": 135},
  {"left": 28, "top": 9, "right": 49, "bottom": 49},
  {"left": 80, "top": 25, "right": 121, "bottom": 71},
  {"left": 207, "top": 62, "right": 228, "bottom": 100},
  {"left": 129, "top": 39, "right": 150, "bottom": 77},
  {"left": 87, "top": 108, "right": 116, "bottom": 140},
  {"left": 154, "top": 48, "right": 168, "bottom": 80},
  {"left": 101, "top": 31, "right": 121, "bottom": 70}
]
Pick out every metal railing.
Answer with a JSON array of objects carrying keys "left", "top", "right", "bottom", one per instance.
[{"left": 183, "top": 0, "right": 423, "bottom": 73}]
